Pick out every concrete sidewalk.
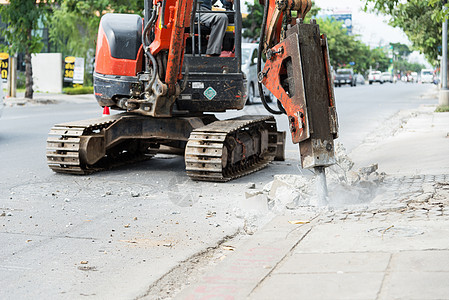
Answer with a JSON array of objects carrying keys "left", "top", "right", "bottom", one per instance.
[
  {"left": 4, "top": 92, "right": 95, "bottom": 106},
  {"left": 175, "top": 105, "right": 449, "bottom": 299}
]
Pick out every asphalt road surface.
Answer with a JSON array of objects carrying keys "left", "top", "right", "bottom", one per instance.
[{"left": 0, "top": 82, "right": 438, "bottom": 298}]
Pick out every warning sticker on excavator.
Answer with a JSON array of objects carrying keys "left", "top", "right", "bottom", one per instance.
[
  {"left": 204, "top": 87, "right": 217, "bottom": 100},
  {"left": 192, "top": 82, "right": 204, "bottom": 89}
]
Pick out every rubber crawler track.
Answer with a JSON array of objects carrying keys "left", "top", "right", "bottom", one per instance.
[
  {"left": 46, "top": 115, "right": 152, "bottom": 174},
  {"left": 185, "top": 115, "right": 279, "bottom": 182}
]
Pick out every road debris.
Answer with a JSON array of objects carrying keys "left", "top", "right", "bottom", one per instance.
[
  {"left": 222, "top": 245, "right": 235, "bottom": 251},
  {"left": 288, "top": 220, "right": 310, "bottom": 225},
  {"left": 206, "top": 211, "right": 216, "bottom": 218},
  {"left": 246, "top": 182, "right": 256, "bottom": 189},
  {"left": 131, "top": 191, "right": 140, "bottom": 197}
]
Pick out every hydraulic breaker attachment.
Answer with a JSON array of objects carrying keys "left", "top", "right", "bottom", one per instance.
[{"left": 261, "top": 19, "right": 338, "bottom": 172}]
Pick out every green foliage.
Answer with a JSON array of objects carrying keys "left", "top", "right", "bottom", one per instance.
[
  {"left": 63, "top": 86, "right": 94, "bottom": 95},
  {"left": 363, "top": 0, "right": 443, "bottom": 65},
  {"left": 48, "top": 1, "right": 144, "bottom": 88},
  {"left": 435, "top": 105, "right": 449, "bottom": 112},
  {"left": 318, "top": 17, "right": 390, "bottom": 74},
  {"left": 242, "top": 1, "right": 264, "bottom": 41},
  {"left": 0, "top": 0, "right": 50, "bottom": 55},
  {"left": 0, "top": 0, "right": 55, "bottom": 98},
  {"left": 393, "top": 60, "right": 425, "bottom": 74},
  {"left": 49, "top": 0, "right": 144, "bottom": 58},
  {"left": 16, "top": 71, "right": 26, "bottom": 89},
  {"left": 390, "top": 43, "right": 412, "bottom": 58}
]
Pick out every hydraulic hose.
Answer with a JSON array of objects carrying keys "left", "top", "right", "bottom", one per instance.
[
  {"left": 142, "top": 4, "right": 159, "bottom": 89},
  {"left": 257, "top": 2, "right": 284, "bottom": 115}
]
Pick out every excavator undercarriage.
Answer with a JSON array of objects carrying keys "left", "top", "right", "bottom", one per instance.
[{"left": 47, "top": 114, "right": 284, "bottom": 181}]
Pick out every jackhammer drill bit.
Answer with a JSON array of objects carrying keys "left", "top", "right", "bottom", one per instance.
[{"left": 314, "top": 166, "right": 329, "bottom": 206}]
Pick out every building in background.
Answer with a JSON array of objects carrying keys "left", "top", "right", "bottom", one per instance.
[{"left": 331, "top": 10, "right": 352, "bottom": 35}]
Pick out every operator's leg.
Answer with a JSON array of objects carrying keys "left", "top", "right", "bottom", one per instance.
[{"left": 199, "top": 13, "right": 228, "bottom": 56}]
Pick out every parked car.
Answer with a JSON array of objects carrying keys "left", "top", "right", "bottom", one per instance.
[
  {"left": 421, "top": 69, "right": 434, "bottom": 84},
  {"left": 381, "top": 72, "right": 393, "bottom": 83},
  {"left": 368, "top": 71, "right": 382, "bottom": 84},
  {"left": 335, "top": 68, "right": 356, "bottom": 87},
  {"left": 355, "top": 73, "right": 365, "bottom": 85},
  {"left": 241, "top": 43, "right": 274, "bottom": 105}
]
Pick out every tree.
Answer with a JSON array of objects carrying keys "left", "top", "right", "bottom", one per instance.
[
  {"left": 390, "top": 42, "right": 412, "bottom": 58},
  {"left": 363, "top": 0, "right": 444, "bottom": 65},
  {"left": 242, "top": 1, "right": 264, "bottom": 41},
  {"left": 49, "top": 0, "right": 144, "bottom": 85},
  {"left": 319, "top": 16, "right": 398, "bottom": 74},
  {"left": 0, "top": 1, "right": 53, "bottom": 99}
]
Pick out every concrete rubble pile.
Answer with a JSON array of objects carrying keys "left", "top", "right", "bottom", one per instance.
[{"left": 238, "top": 143, "right": 387, "bottom": 233}]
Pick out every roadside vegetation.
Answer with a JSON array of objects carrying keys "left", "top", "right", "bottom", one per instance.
[
  {"left": 363, "top": 0, "right": 447, "bottom": 67},
  {"left": 63, "top": 86, "right": 94, "bottom": 95},
  {"left": 435, "top": 106, "right": 449, "bottom": 113}
]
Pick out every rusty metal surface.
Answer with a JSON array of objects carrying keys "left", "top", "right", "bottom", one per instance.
[
  {"left": 165, "top": 0, "right": 191, "bottom": 93},
  {"left": 291, "top": 22, "right": 337, "bottom": 169},
  {"left": 264, "top": 0, "right": 312, "bottom": 48},
  {"left": 262, "top": 21, "right": 338, "bottom": 170},
  {"left": 262, "top": 32, "right": 310, "bottom": 144}
]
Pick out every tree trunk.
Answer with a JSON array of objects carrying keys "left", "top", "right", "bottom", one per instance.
[{"left": 25, "top": 29, "right": 33, "bottom": 99}]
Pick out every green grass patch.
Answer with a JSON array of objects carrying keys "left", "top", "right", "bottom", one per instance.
[
  {"left": 63, "top": 86, "right": 94, "bottom": 95},
  {"left": 436, "top": 106, "right": 449, "bottom": 112}
]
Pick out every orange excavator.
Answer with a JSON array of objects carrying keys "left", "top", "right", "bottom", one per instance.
[{"left": 46, "top": 0, "right": 338, "bottom": 184}]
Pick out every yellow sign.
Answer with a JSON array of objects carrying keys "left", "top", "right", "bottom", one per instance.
[
  {"left": 64, "top": 56, "right": 75, "bottom": 82},
  {"left": 0, "top": 53, "right": 9, "bottom": 80}
]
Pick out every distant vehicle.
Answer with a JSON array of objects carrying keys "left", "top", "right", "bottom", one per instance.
[
  {"left": 381, "top": 72, "right": 393, "bottom": 83},
  {"left": 368, "top": 71, "right": 382, "bottom": 84},
  {"left": 421, "top": 69, "right": 434, "bottom": 84},
  {"left": 241, "top": 43, "right": 272, "bottom": 104},
  {"left": 0, "top": 79, "right": 3, "bottom": 118},
  {"left": 355, "top": 73, "right": 365, "bottom": 85},
  {"left": 335, "top": 68, "right": 356, "bottom": 87},
  {"left": 410, "top": 72, "right": 418, "bottom": 83}
]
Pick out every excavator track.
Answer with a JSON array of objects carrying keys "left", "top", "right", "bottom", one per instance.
[
  {"left": 185, "top": 115, "right": 279, "bottom": 182},
  {"left": 46, "top": 115, "right": 152, "bottom": 174}
]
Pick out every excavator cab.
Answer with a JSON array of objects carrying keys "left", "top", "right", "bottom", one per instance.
[
  {"left": 178, "top": 1, "right": 247, "bottom": 112},
  {"left": 93, "top": 0, "right": 246, "bottom": 115}
]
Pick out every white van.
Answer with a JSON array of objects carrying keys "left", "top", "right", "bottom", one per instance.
[{"left": 421, "top": 69, "right": 434, "bottom": 84}]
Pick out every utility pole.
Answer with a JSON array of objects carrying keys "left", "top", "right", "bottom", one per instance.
[
  {"left": 7, "top": 54, "right": 16, "bottom": 98},
  {"left": 441, "top": 0, "right": 449, "bottom": 106}
]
